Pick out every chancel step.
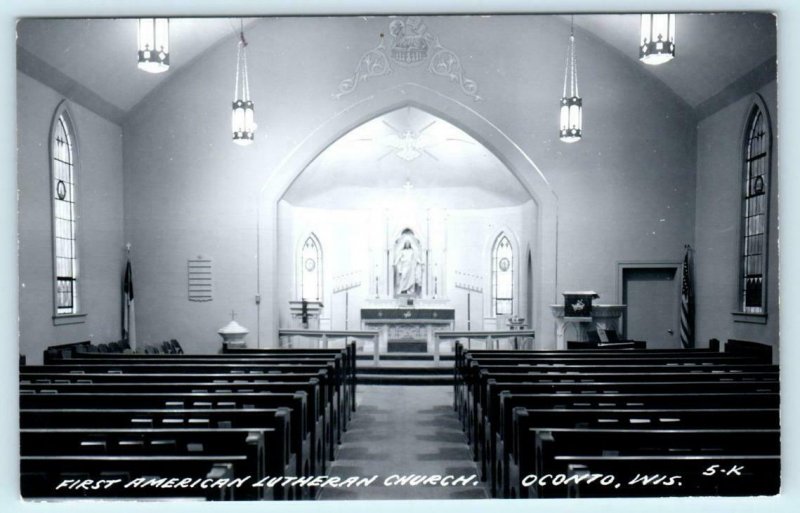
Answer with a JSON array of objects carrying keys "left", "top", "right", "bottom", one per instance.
[
  {"left": 357, "top": 359, "right": 453, "bottom": 385},
  {"left": 356, "top": 353, "right": 455, "bottom": 362},
  {"left": 387, "top": 341, "right": 428, "bottom": 353}
]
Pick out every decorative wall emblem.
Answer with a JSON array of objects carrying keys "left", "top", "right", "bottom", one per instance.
[
  {"left": 389, "top": 324, "right": 425, "bottom": 341},
  {"left": 388, "top": 17, "right": 430, "bottom": 66},
  {"left": 55, "top": 180, "right": 67, "bottom": 200},
  {"left": 333, "top": 16, "right": 481, "bottom": 102},
  {"left": 383, "top": 128, "right": 428, "bottom": 161},
  {"left": 498, "top": 257, "right": 511, "bottom": 272}
]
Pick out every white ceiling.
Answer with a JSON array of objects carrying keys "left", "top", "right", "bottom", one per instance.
[
  {"left": 572, "top": 13, "right": 776, "bottom": 107},
  {"left": 282, "top": 106, "right": 532, "bottom": 209},
  {"left": 16, "top": 14, "right": 776, "bottom": 118},
  {"left": 16, "top": 18, "right": 249, "bottom": 112}
]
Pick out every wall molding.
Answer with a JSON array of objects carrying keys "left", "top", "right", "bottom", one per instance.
[
  {"left": 695, "top": 57, "right": 777, "bottom": 121},
  {"left": 17, "top": 46, "right": 126, "bottom": 126}
]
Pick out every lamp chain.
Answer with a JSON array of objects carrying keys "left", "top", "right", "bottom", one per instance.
[{"left": 563, "top": 16, "right": 579, "bottom": 99}]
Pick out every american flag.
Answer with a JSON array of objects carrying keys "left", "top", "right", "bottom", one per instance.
[
  {"left": 123, "top": 257, "right": 136, "bottom": 350},
  {"left": 680, "top": 248, "right": 694, "bottom": 349}
]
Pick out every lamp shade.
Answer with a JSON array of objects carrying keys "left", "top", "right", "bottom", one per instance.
[
  {"left": 137, "top": 18, "right": 169, "bottom": 73},
  {"left": 640, "top": 14, "right": 675, "bottom": 65},
  {"left": 232, "top": 100, "right": 256, "bottom": 145}
]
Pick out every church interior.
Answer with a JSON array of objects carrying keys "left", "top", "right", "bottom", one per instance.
[{"left": 13, "top": 12, "right": 784, "bottom": 503}]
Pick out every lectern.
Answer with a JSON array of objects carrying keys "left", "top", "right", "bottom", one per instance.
[{"left": 288, "top": 300, "right": 324, "bottom": 329}]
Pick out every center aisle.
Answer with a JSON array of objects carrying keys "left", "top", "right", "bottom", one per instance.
[{"left": 319, "top": 385, "right": 487, "bottom": 500}]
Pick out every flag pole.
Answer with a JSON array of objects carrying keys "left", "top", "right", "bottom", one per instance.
[
  {"left": 680, "top": 244, "right": 694, "bottom": 349},
  {"left": 124, "top": 243, "right": 136, "bottom": 351}
]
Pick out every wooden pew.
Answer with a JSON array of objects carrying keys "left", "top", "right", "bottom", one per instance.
[
  {"left": 560, "top": 454, "right": 779, "bottom": 497},
  {"left": 468, "top": 374, "right": 778, "bottom": 474},
  {"left": 223, "top": 344, "right": 357, "bottom": 416},
  {"left": 488, "top": 390, "right": 780, "bottom": 498},
  {"left": 20, "top": 374, "right": 330, "bottom": 471},
  {"left": 41, "top": 340, "right": 92, "bottom": 364},
  {"left": 22, "top": 362, "right": 344, "bottom": 448},
  {"left": 726, "top": 339, "right": 773, "bottom": 362},
  {"left": 22, "top": 346, "right": 357, "bottom": 501},
  {"left": 22, "top": 455, "right": 247, "bottom": 500},
  {"left": 455, "top": 351, "right": 770, "bottom": 417},
  {"left": 21, "top": 428, "right": 267, "bottom": 499},
  {"left": 55, "top": 352, "right": 350, "bottom": 423},
  {"left": 477, "top": 367, "right": 779, "bottom": 455},
  {"left": 462, "top": 363, "right": 777, "bottom": 444},
  {"left": 20, "top": 391, "right": 313, "bottom": 481},
  {"left": 21, "top": 407, "right": 296, "bottom": 499},
  {"left": 475, "top": 366, "right": 778, "bottom": 424},
  {"left": 528, "top": 427, "right": 779, "bottom": 496},
  {"left": 20, "top": 373, "right": 334, "bottom": 466},
  {"left": 457, "top": 343, "right": 780, "bottom": 499},
  {"left": 56, "top": 343, "right": 357, "bottom": 421},
  {"left": 476, "top": 378, "right": 778, "bottom": 496},
  {"left": 453, "top": 343, "right": 732, "bottom": 386}
]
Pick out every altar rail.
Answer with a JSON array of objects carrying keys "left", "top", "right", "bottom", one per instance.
[
  {"left": 279, "top": 329, "right": 381, "bottom": 363},
  {"left": 433, "top": 330, "right": 536, "bottom": 364}
]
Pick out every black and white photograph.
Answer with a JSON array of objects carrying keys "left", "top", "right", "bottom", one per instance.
[{"left": 5, "top": 0, "right": 799, "bottom": 510}]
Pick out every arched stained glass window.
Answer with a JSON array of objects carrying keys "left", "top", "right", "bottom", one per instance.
[
  {"left": 492, "top": 234, "right": 513, "bottom": 316},
  {"left": 740, "top": 100, "right": 771, "bottom": 314},
  {"left": 51, "top": 107, "right": 80, "bottom": 315},
  {"left": 300, "top": 234, "right": 322, "bottom": 301}
]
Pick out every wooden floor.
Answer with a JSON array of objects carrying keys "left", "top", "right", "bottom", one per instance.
[{"left": 319, "top": 386, "right": 486, "bottom": 500}]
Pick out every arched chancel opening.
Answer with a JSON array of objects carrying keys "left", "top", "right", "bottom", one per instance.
[{"left": 258, "top": 83, "right": 560, "bottom": 348}]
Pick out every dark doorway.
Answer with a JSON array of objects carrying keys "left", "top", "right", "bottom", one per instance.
[{"left": 622, "top": 267, "right": 680, "bottom": 349}]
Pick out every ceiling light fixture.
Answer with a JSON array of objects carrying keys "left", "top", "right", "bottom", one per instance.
[
  {"left": 640, "top": 14, "right": 676, "bottom": 65},
  {"left": 559, "top": 16, "right": 582, "bottom": 143},
  {"left": 232, "top": 22, "right": 256, "bottom": 145},
  {"left": 137, "top": 18, "right": 169, "bottom": 73}
]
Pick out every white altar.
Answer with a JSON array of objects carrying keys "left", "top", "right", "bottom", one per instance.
[
  {"left": 550, "top": 304, "right": 627, "bottom": 349},
  {"left": 361, "top": 306, "right": 455, "bottom": 353}
]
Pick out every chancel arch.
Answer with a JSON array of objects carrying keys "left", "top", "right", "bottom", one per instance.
[{"left": 263, "top": 83, "right": 559, "bottom": 348}]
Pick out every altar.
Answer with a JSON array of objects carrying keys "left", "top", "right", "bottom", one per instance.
[{"left": 361, "top": 307, "right": 455, "bottom": 353}]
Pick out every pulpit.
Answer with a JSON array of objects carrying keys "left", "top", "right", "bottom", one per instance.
[{"left": 550, "top": 303, "right": 626, "bottom": 349}]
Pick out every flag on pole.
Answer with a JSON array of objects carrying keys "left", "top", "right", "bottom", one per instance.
[
  {"left": 123, "top": 257, "right": 137, "bottom": 350},
  {"left": 680, "top": 247, "right": 694, "bottom": 349}
]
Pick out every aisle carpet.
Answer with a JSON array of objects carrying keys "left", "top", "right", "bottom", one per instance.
[{"left": 319, "top": 385, "right": 487, "bottom": 500}]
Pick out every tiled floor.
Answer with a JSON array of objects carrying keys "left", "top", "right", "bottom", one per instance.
[{"left": 318, "top": 386, "right": 487, "bottom": 500}]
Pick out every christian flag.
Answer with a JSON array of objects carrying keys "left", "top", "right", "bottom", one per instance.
[
  {"left": 123, "top": 259, "right": 137, "bottom": 350},
  {"left": 680, "top": 248, "right": 694, "bottom": 349}
]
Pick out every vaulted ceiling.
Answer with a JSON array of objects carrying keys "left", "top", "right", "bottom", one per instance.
[
  {"left": 282, "top": 106, "right": 533, "bottom": 209},
  {"left": 17, "top": 14, "right": 776, "bottom": 124},
  {"left": 571, "top": 13, "right": 775, "bottom": 108}
]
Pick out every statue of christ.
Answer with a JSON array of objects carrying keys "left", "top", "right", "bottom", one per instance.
[{"left": 393, "top": 229, "right": 423, "bottom": 297}]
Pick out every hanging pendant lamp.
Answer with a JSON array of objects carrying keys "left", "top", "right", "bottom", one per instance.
[
  {"left": 559, "top": 17, "right": 582, "bottom": 143},
  {"left": 232, "top": 24, "right": 256, "bottom": 145},
  {"left": 137, "top": 18, "right": 169, "bottom": 73},
  {"left": 640, "top": 14, "right": 676, "bottom": 65}
]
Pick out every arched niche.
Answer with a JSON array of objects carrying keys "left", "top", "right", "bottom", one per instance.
[{"left": 257, "top": 82, "right": 560, "bottom": 349}]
